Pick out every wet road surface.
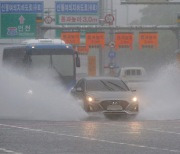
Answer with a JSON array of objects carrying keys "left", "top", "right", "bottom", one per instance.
[{"left": 0, "top": 114, "right": 180, "bottom": 154}]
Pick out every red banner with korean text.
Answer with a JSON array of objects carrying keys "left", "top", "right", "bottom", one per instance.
[
  {"left": 61, "top": 32, "right": 80, "bottom": 45},
  {"left": 139, "top": 32, "right": 158, "bottom": 49},
  {"left": 86, "top": 32, "right": 105, "bottom": 48},
  {"left": 115, "top": 33, "right": 134, "bottom": 50},
  {"left": 74, "top": 45, "right": 89, "bottom": 54}
]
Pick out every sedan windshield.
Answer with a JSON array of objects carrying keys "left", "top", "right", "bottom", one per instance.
[{"left": 86, "top": 79, "right": 129, "bottom": 91}]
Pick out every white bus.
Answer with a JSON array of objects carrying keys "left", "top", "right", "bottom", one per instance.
[{"left": 2, "top": 39, "right": 80, "bottom": 89}]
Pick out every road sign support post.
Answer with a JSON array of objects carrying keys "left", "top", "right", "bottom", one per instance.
[
  {"left": 36, "top": 14, "right": 44, "bottom": 39},
  {"left": 36, "top": 23, "right": 46, "bottom": 39}
]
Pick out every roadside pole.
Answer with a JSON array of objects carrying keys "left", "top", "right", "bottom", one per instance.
[
  {"left": 175, "top": 13, "right": 180, "bottom": 63},
  {"left": 36, "top": 14, "right": 44, "bottom": 39},
  {"left": 99, "top": 0, "right": 104, "bottom": 76},
  {"left": 109, "top": 0, "right": 116, "bottom": 76}
]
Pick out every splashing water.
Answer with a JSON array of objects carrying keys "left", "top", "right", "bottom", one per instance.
[
  {"left": 137, "top": 63, "right": 180, "bottom": 120},
  {"left": 0, "top": 65, "right": 88, "bottom": 121}
]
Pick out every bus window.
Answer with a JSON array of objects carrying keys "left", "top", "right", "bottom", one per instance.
[
  {"left": 137, "top": 70, "right": 142, "bottom": 75},
  {"left": 52, "top": 55, "right": 74, "bottom": 76},
  {"left": 132, "top": 69, "right": 136, "bottom": 76},
  {"left": 30, "top": 55, "right": 50, "bottom": 69},
  {"left": 125, "top": 70, "right": 131, "bottom": 76}
]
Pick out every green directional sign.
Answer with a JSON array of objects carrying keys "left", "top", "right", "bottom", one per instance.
[
  {"left": 1, "top": 14, "right": 36, "bottom": 38},
  {"left": 0, "top": 1, "right": 44, "bottom": 39},
  {"left": 55, "top": 1, "right": 99, "bottom": 38}
]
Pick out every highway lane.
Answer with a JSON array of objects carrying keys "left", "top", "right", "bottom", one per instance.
[{"left": 0, "top": 116, "right": 180, "bottom": 154}]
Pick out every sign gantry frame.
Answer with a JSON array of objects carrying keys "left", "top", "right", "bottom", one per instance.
[
  {"left": 39, "top": 24, "right": 180, "bottom": 51},
  {"left": 40, "top": 24, "right": 180, "bottom": 32},
  {"left": 120, "top": 0, "right": 180, "bottom": 5}
]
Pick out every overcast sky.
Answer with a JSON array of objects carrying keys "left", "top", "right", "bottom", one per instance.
[{"left": 113, "top": 0, "right": 144, "bottom": 25}]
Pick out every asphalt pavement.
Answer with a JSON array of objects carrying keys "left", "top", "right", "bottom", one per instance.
[{"left": 0, "top": 114, "right": 180, "bottom": 154}]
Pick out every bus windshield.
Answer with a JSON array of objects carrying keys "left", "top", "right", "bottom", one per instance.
[
  {"left": 28, "top": 54, "right": 74, "bottom": 79},
  {"left": 3, "top": 46, "right": 76, "bottom": 87}
]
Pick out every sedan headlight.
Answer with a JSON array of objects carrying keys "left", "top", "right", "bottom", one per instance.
[
  {"left": 132, "top": 96, "right": 138, "bottom": 102},
  {"left": 86, "top": 96, "right": 94, "bottom": 102}
]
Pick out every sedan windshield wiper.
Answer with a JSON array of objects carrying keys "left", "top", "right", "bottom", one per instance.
[
  {"left": 100, "top": 80, "right": 114, "bottom": 91},
  {"left": 107, "top": 81, "right": 126, "bottom": 91}
]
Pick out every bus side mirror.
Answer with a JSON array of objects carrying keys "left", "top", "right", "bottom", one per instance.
[{"left": 76, "top": 54, "right": 80, "bottom": 67}]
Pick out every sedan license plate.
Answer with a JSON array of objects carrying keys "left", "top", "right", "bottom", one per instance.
[{"left": 107, "top": 105, "right": 123, "bottom": 111}]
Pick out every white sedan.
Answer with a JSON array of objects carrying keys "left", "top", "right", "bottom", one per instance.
[{"left": 71, "top": 77, "right": 139, "bottom": 117}]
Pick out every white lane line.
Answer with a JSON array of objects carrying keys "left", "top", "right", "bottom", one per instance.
[
  {"left": 119, "top": 132, "right": 140, "bottom": 134},
  {"left": 0, "top": 123, "right": 180, "bottom": 153},
  {"left": 0, "top": 128, "right": 11, "bottom": 130},
  {"left": 143, "top": 128, "right": 180, "bottom": 135},
  {"left": 93, "top": 122, "right": 180, "bottom": 135},
  {"left": 0, "top": 148, "right": 22, "bottom": 154}
]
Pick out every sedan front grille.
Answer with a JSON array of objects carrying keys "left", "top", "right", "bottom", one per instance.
[{"left": 100, "top": 100, "right": 129, "bottom": 110}]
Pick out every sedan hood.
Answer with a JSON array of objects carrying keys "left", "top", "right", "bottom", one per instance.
[{"left": 86, "top": 91, "right": 134, "bottom": 101}]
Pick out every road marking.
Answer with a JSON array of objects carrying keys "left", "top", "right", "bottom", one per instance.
[
  {"left": 0, "top": 127, "right": 11, "bottom": 129},
  {"left": 93, "top": 122, "right": 180, "bottom": 135},
  {"left": 119, "top": 132, "right": 140, "bottom": 134},
  {"left": 143, "top": 128, "right": 180, "bottom": 135},
  {"left": 0, "top": 148, "right": 22, "bottom": 154},
  {"left": 0, "top": 123, "right": 180, "bottom": 153}
]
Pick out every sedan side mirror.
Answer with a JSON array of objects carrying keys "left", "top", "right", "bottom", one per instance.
[{"left": 76, "top": 87, "right": 83, "bottom": 92}]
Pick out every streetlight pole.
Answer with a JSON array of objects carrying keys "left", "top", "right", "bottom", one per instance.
[{"left": 126, "top": 5, "right": 129, "bottom": 25}]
